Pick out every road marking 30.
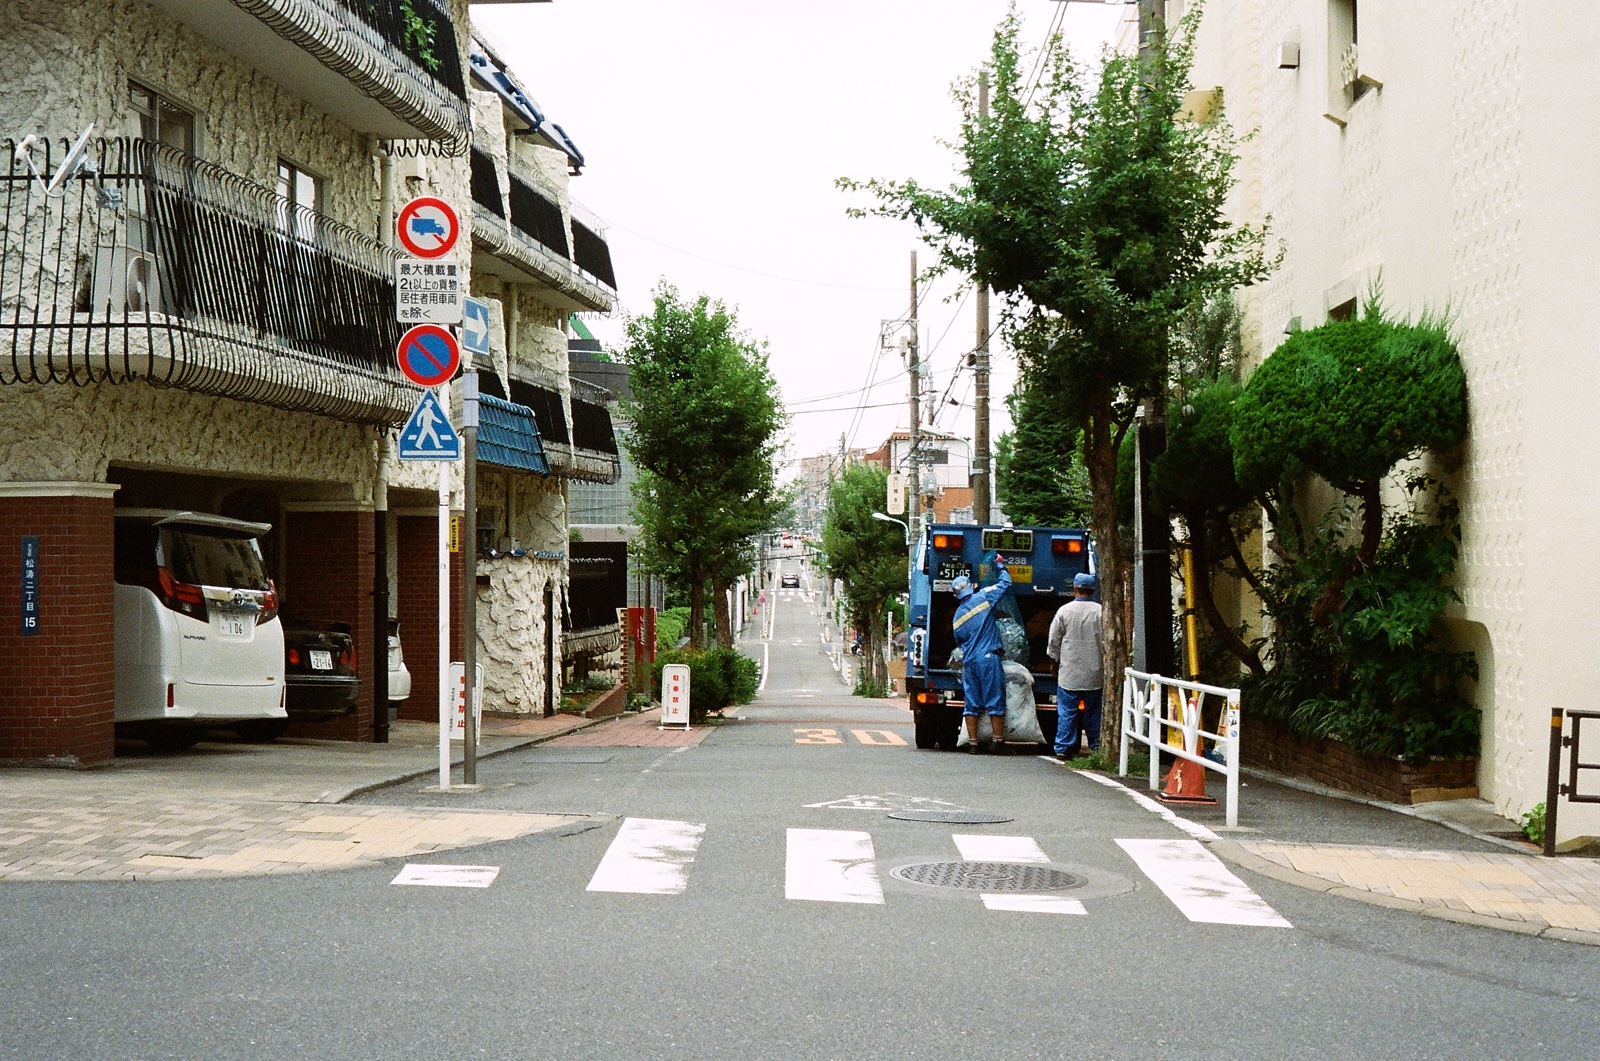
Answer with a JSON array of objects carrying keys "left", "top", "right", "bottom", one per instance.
[
  {"left": 586, "top": 817, "right": 706, "bottom": 895},
  {"left": 793, "top": 728, "right": 908, "bottom": 746}
]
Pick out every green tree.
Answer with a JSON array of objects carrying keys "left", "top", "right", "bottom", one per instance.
[
  {"left": 843, "top": 4, "right": 1269, "bottom": 743},
  {"left": 822, "top": 464, "right": 908, "bottom": 696},
  {"left": 994, "top": 379, "right": 1091, "bottom": 527},
  {"left": 623, "top": 285, "right": 787, "bottom": 649}
]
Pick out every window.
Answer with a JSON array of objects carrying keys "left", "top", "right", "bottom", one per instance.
[
  {"left": 1328, "top": 298, "right": 1357, "bottom": 323},
  {"left": 1328, "top": 0, "right": 1369, "bottom": 104},
  {"left": 276, "top": 160, "right": 323, "bottom": 242},
  {"left": 129, "top": 81, "right": 195, "bottom": 155}
]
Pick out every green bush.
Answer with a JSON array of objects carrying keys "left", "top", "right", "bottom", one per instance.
[
  {"left": 1521, "top": 803, "right": 1546, "bottom": 846},
  {"left": 655, "top": 606, "right": 691, "bottom": 654},
  {"left": 651, "top": 646, "right": 760, "bottom": 721}
]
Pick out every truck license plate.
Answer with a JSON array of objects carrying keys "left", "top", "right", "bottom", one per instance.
[{"left": 937, "top": 560, "right": 972, "bottom": 581}]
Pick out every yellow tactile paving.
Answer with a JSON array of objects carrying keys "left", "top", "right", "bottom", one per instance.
[
  {"left": 1244, "top": 841, "right": 1600, "bottom": 936},
  {"left": 0, "top": 794, "right": 587, "bottom": 882}
]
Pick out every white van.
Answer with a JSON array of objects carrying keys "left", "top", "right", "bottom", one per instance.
[{"left": 113, "top": 509, "right": 287, "bottom": 750}]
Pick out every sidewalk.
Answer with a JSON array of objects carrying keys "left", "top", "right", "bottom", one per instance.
[
  {"left": 1091, "top": 763, "right": 1600, "bottom": 947},
  {"left": 0, "top": 715, "right": 605, "bottom": 883}
]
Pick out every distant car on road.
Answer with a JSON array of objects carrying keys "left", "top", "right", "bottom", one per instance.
[{"left": 781, "top": 573, "right": 800, "bottom": 588}]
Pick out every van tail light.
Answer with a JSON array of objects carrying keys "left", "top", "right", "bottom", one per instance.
[
  {"left": 156, "top": 567, "right": 208, "bottom": 622},
  {"left": 257, "top": 580, "right": 279, "bottom": 625},
  {"left": 166, "top": 682, "right": 175, "bottom": 708}
]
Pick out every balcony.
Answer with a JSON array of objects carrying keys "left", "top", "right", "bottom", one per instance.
[
  {"left": 0, "top": 136, "right": 416, "bottom": 424},
  {"left": 469, "top": 158, "right": 615, "bottom": 312},
  {"left": 145, "top": 0, "right": 470, "bottom": 148},
  {"left": 479, "top": 370, "right": 619, "bottom": 484}
]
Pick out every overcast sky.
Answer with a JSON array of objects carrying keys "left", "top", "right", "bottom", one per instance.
[{"left": 473, "top": 1, "right": 1125, "bottom": 477}]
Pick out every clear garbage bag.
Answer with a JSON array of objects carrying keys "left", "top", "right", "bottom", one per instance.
[
  {"left": 957, "top": 661, "right": 1046, "bottom": 746},
  {"left": 996, "top": 617, "right": 1029, "bottom": 665}
]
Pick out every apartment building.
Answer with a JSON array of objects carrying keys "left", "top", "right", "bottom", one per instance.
[
  {"left": 1176, "top": 0, "right": 1599, "bottom": 832},
  {"left": 0, "top": 0, "right": 618, "bottom": 763}
]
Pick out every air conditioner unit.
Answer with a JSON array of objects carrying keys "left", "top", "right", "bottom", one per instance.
[{"left": 91, "top": 244, "right": 162, "bottom": 315}]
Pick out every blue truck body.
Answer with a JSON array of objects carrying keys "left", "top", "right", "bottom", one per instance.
[{"left": 905, "top": 523, "right": 1096, "bottom": 750}]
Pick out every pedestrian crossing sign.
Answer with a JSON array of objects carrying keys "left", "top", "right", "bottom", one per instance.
[{"left": 397, "top": 389, "right": 461, "bottom": 461}]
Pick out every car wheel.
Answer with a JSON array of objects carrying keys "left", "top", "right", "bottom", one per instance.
[
  {"left": 234, "top": 719, "right": 290, "bottom": 743},
  {"left": 914, "top": 714, "right": 936, "bottom": 750},
  {"left": 143, "top": 729, "right": 203, "bottom": 753}
]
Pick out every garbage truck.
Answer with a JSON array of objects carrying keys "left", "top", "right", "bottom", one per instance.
[{"left": 904, "top": 523, "right": 1096, "bottom": 750}]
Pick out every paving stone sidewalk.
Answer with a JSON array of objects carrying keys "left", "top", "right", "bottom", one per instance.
[
  {"left": 0, "top": 715, "right": 608, "bottom": 883},
  {"left": 1215, "top": 839, "right": 1600, "bottom": 945}
]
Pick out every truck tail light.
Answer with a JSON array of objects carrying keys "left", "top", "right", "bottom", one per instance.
[
  {"left": 933, "top": 533, "right": 965, "bottom": 550},
  {"left": 1051, "top": 537, "right": 1084, "bottom": 556},
  {"left": 916, "top": 691, "right": 941, "bottom": 704}
]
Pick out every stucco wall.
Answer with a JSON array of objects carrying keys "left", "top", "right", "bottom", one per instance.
[{"left": 1193, "top": 0, "right": 1600, "bottom": 833}]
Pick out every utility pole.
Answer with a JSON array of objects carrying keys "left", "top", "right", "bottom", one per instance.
[
  {"left": 1131, "top": 0, "right": 1175, "bottom": 680},
  {"left": 461, "top": 370, "right": 479, "bottom": 785},
  {"left": 907, "top": 250, "right": 921, "bottom": 534},
  {"left": 972, "top": 73, "right": 992, "bottom": 526}
]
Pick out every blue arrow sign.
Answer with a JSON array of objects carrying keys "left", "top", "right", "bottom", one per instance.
[
  {"left": 461, "top": 296, "right": 492, "bottom": 358},
  {"left": 397, "top": 390, "right": 461, "bottom": 461}
]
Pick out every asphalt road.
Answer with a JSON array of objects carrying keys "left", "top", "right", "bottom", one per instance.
[{"left": 4, "top": 552, "right": 1600, "bottom": 1059}]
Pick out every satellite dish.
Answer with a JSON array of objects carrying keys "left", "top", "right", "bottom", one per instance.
[{"left": 45, "top": 124, "right": 95, "bottom": 197}]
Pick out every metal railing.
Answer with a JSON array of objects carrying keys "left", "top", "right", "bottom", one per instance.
[
  {"left": 331, "top": 0, "right": 466, "bottom": 98},
  {"left": 1542, "top": 708, "right": 1600, "bottom": 856},
  {"left": 1120, "top": 667, "right": 1243, "bottom": 828},
  {"left": 1, "top": 136, "right": 416, "bottom": 424}
]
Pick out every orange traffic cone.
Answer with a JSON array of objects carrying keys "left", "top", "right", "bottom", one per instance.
[{"left": 1158, "top": 753, "right": 1217, "bottom": 805}]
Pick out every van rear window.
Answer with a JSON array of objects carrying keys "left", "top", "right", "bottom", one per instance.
[{"left": 161, "top": 529, "right": 269, "bottom": 591}]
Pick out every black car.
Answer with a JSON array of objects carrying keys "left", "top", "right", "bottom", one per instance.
[
  {"left": 282, "top": 616, "right": 361, "bottom": 721},
  {"left": 781, "top": 573, "right": 800, "bottom": 588}
]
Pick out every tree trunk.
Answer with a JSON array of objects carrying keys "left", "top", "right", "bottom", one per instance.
[
  {"left": 1083, "top": 396, "right": 1129, "bottom": 751},
  {"left": 689, "top": 567, "right": 706, "bottom": 650},
  {"left": 713, "top": 581, "right": 733, "bottom": 648},
  {"left": 862, "top": 602, "right": 885, "bottom": 694},
  {"left": 1186, "top": 511, "right": 1265, "bottom": 677}
]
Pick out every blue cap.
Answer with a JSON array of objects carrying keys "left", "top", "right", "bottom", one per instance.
[
  {"left": 950, "top": 575, "right": 973, "bottom": 598},
  {"left": 1074, "top": 572, "right": 1097, "bottom": 590}
]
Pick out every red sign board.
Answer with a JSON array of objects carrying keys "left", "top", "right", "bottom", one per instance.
[
  {"left": 396, "top": 196, "right": 459, "bottom": 259},
  {"left": 396, "top": 324, "right": 461, "bottom": 388}
]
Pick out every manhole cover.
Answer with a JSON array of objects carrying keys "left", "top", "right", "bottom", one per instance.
[
  {"left": 887, "top": 810, "right": 1013, "bottom": 824},
  {"left": 890, "top": 861, "right": 1087, "bottom": 892}
]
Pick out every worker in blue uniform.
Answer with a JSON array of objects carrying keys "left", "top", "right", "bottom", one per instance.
[{"left": 949, "top": 554, "right": 1012, "bottom": 755}]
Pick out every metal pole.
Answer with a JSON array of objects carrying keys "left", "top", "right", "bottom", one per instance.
[
  {"left": 973, "top": 74, "right": 991, "bottom": 525},
  {"left": 908, "top": 251, "right": 921, "bottom": 531},
  {"left": 462, "top": 371, "right": 479, "bottom": 785},
  {"left": 1545, "top": 707, "right": 1564, "bottom": 857},
  {"left": 372, "top": 432, "right": 390, "bottom": 743},
  {"left": 437, "top": 424, "right": 451, "bottom": 791}
]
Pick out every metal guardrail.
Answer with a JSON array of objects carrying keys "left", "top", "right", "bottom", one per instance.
[
  {"left": 1543, "top": 708, "right": 1600, "bottom": 856},
  {"left": 0, "top": 136, "right": 415, "bottom": 424},
  {"left": 1119, "top": 667, "right": 1243, "bottom": 828}
]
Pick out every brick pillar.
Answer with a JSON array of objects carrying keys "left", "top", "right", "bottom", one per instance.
[
  {"left": 0, "top": 484, "right": 117, "bottom": 765},
  {"left": 282, "top": 508, "right": 374, "bottom": 742},
  {"left": 395, "top": 514, "right": 463, "bottom": 723}
]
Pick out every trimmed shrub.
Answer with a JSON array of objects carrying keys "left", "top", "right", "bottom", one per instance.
[{"left": 650, "top": 646, "right": 760, "bottom": 721}]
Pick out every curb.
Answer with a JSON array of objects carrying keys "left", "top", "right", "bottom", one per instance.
[
  {"left": 1238, "top": 765, "right": 1535, "bottom": 855},
  {"left": 1207, "top": 839, "right": 1600, "bottom": 948},
  {"left": 326, "top": 714, "right": 614, "bottom": 804}
]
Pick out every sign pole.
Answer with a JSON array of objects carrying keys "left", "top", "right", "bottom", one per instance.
[
  {"left": 437, "top": 387, "right": 452, "bottom": 791},
  {"left": 461, "top": 371, "right": 479, "bottom": 785}
]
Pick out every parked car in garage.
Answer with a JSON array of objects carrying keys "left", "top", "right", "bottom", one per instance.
[
  {"left": 281, "top": 616, "right": 361, "bottom": 724},
  {"left": 113, "top": 509, "right": 286, "bottom": 751}
]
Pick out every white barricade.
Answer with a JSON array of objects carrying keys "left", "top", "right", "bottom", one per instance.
[{"left": 1118, "top": 667, "right": 1243, "bottom": 828}]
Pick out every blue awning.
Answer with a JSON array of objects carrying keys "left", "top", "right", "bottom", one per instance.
[{"left": 478, "top": 394, "right": 550, "bottom": 476}]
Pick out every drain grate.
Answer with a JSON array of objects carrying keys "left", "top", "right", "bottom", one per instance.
[
  {"left": 887, "top": 810, "right": 1013, "bottom": 824},
  {"left": 891, "top": 861, "right": 1087, "bottom": 892}
]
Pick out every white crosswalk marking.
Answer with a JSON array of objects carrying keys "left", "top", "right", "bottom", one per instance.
[
  {"left": 785, "top": 828, "right": 884, "bottom": 904},
  {"left": 586, "top": 817, "right": 706, "bottom": 895},
  {"left": 954, "top": 835, "right": 1087, "bottom": 915},
  {"left": 952, "top": 835, "right": 1050, "bottom": 863},
  {"left": 1117, "top": 838, "right": 1292, "bottom": 927}
]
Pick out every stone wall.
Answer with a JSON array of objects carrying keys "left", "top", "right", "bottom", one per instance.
[{"left": 1244, "top": 718, "right": 1480, "bottom": 806}]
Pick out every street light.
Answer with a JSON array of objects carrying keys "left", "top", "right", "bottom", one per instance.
[{"left": 873, "top": 511, "right": 910, "bottom": 545}]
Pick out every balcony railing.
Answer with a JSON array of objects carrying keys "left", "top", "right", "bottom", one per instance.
[
  {"left": 0, "top": 137, "right": 416, "bottom": 424},
  {"left": 331, "top": 0, "right": 466, "bottom": 98}
]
